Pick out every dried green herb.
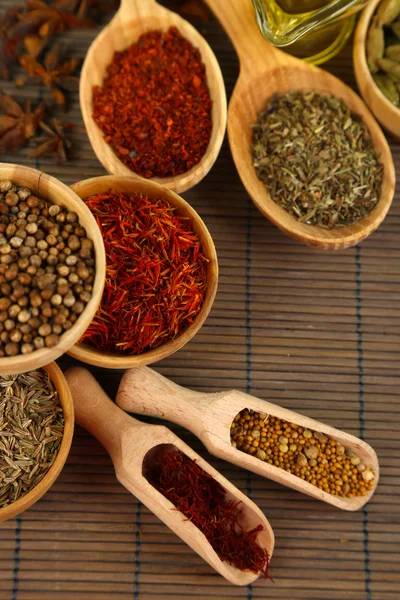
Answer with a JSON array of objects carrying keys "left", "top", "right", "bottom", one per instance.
[
  {"left": 0, "top": 369, "right": 64, "bottom": 508},
  {"left": 252, "top": 91, "right": 383, "bottom": 229}
]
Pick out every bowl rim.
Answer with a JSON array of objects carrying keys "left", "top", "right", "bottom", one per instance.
[
  {"left": 0, "top": 362, "right": 74, "bottom": 522},
  {"left": 0, "top": 163, "right": 106, "bottom": 375},
  {"left": 67, "top": 175, "right": 218, "bottom": 369}
]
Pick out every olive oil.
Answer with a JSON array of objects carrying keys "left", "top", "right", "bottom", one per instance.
[{"left": 252, "top": 0, "right": 368, "bottom": 64}]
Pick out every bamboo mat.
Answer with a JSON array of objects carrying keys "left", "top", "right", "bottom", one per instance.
[{"left": 0, "top": 3, "right": 399, "bottom": 599}]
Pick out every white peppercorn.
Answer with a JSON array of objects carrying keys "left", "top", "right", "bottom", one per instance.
[
  {"left": 17, "top": 188, "right": 31, "bottom": 201},
  {"left": 21, "top": 342, "right": 33, "bottom": 354},
  {"left": 5, "top": 341, "right": 18, "bottom": 355},
  {"left": 26, "top": 223, "right": 38, "bottom": 234},
  {"left": 0, "top": 180, "right": 12, "bottom": 192},
  {"left": 9, "top": 329, "right": 22, "bottom": 342},
  {"left": 17, "top": 310, "right": 31, "bottom": 323},
  {"left": 45, "top": 334, "right": 59, "bottom": 347},
  {"left": 49, "top": 204, "right": 60, "bottom": 217},
  {"left": 51, "top": 294, "right": 62, "bottom": 306}
]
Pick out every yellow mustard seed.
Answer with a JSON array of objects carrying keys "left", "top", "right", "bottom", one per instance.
[{"left": 230, "top": 408, "right": 375, "bottom": 499}]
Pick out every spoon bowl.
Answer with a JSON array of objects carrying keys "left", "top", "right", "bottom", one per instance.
[
  {"left": 206, "top": 0, "right": 395, "bottom": 250},
  {"left": 65, "top": 367, "right": 274, "bottom": 586},
  {"left": 117, "top": 367, "right": 379, "bottom": 512},
  {"left": 80, "top": 0, "right": 227, "bottom": 194}
]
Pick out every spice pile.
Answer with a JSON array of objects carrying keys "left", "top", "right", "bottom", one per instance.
[
  {"left": 92, "top": 27, "right": 213, "bottom": 179},
  {"left": 145, "top": 447, "right": 272, "bottom": 577},
  {"left": 0, "top": 369, "right": 64, "bottom": 508},
  {"left": 80, "top": 191, "right": 208, "bottom": 355},
  {"left": 231, "top": 410, "right": 376, "bottom": 498},
  {"left": 367, "top": 0, "right": 400, "bottom": 107},
  {"left": 0, "top": 179, "right": 95, "bottom": 357},
  {"left": 252, "top": 91, "right": 383, "bottom": 229}
]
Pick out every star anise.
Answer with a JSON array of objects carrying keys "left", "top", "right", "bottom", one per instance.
[
  {"left": 161, "top": 0, "right": 210, "bottom": 22},
  {"left": 9, "top": 0, "right": 94, "bottom": 42},
  {"left": 76, "top": 0, "right": 119, "bottom": 20},
  {"left": 30, "top": 118, "right": 73, "bottom": 163},
  {"left": 0, "top": 7, "right": 24, "bottom": 79},
  {"left": 0, "top": 93, "right": 46, "bottom": 153},
  {"left": 18, "top": 43, "right": 81, "bottom": 110}
]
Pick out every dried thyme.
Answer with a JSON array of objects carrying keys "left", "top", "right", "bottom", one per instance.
[
  {"left": 252, "top": 91, "right": 383, "bottom": 229},
  {"left": 0, "top": 369, "right": 64, "bottom": 508}
]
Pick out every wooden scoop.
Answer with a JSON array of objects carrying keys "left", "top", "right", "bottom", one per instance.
[
  {"left": 116, "top": 367, "right": 379, "bottom": 512},
  {"left": 205, "top": 0, "right": 395, "bottom": 250},
  {"left": 65, "top": 367, "right": 274, "bottom": 586},
  {"left": 79, "top": 0, "right": 227, "bottom": 194}
]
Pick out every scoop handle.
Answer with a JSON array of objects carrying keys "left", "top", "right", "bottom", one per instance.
[
  {"left": 65, "top": 367, "right": 140, "bottom": 459},
  {"left": 117, "top": 367, "right": 215, "bottom": 436}
]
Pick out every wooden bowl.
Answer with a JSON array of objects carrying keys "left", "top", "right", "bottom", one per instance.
[
  {"left": 0, "top": 362, "right": 74, "bottom": 522},
  {"left": 0, "top": 164, "right": 106, "bottom": 375},
  {"left": 68, "top": 176, "right": 218, "bottom": 369},
  {"left": 79, "top": 0, "right": 227, "bottom": 194},
  {"left": 354, "top": 0, "right": 400, "bottom": 140}
]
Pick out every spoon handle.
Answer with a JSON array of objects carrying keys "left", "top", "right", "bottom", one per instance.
[
  {"left": 118, "top": 0, "right": 158, "bottom": 21},
  {"left": 205, "top": 0, "right": 288, "bottom": 72},
  {"left": 117, "top": 367, "right": 213, "bottom": 436},
  {"left": 65, "top": 366, "right": 144, "bottom": 459}
]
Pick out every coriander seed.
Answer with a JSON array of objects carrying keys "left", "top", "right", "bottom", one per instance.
[{"left": 0, "top": 180, "right": 96, "bottom": 356}]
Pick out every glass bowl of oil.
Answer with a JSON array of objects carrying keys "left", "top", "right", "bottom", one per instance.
[{"left": 252, "top": 0, "right": 367, "bottom": 64}]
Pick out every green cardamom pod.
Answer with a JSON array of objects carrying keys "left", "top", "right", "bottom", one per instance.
[
  {"left": 373, "top": 73, "right": 400, "bottom": 104},
  {"left": 386, "top": 43, "right": 400, "bottom": 60},
  {"left": 392, "top": 20, "right": 400, "bottom": 38},
  {"left": 377, "top": 0, "right": 400, "bottom": 26},
  {"left": 367, "top": 17, "right": 384, "bottom": 73},
  {"left": 377, "top": 57, "right": 400, "bottom": 79}
]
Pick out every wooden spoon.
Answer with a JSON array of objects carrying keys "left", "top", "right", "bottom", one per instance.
[
  {"left": 354, "top": 0, "right": 400, "bottom": 140},
  {"left": 116, "top": 367, "right": 379, "bottom": 512},
  {"left": 79, "top": 0, "right": 227, "bottom": 194},
  {"left": 205, "top": 0, "right": 395, "bottom": 250},
  {"left": 65, "top": 367, "right": 274, "bottom": 586}
]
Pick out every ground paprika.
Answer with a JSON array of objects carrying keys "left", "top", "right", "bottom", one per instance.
[{"left": 92, "top": 27, "right": 213, "bottom": 179}]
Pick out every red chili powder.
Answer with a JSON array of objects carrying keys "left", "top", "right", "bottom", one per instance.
[{"left": 92, "top": 27, "right": 213, "bottom": 178}]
